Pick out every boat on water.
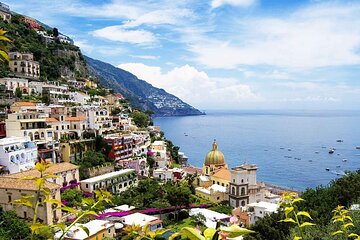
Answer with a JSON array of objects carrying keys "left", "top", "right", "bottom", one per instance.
[
  {"left": 326, "top": 168, "right": 330, "bottom": 171},
  {"left": 329, "top": 148, "right": 335, "bottom": 154},
  {"left": 356, "top": 146, "right": 360, "bottom": 150},
  {"left": 336, "top": 140, "right": 344, "bottom": 142},
  {"left": 315, "top": 151, "right": 319, "bottom": 154},
  {"left": 331, "top": 170, "right": 346, "bottom": 176},
  {"left": 342, "top": 159, "right": 347, "bottom": 162},
  {"left": 288, "top": 148, "right": 292, "bottom": 151},
  {"left": 280, "top": 147, "right": 285, "bottom": 150}
]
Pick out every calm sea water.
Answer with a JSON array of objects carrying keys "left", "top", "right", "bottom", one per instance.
[{"left": 154, "top": 110, "right": 360, "bottom": 191}]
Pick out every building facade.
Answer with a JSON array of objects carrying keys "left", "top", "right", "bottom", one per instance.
[
  {"left": 0, "top": 136, "right": 37, "bottom": 174},
  {"left": 9, "top": 52, "right": 40, "bottom": 79},
  {"left": 80, "top": 169, "right": 137, "bottom": 194}
]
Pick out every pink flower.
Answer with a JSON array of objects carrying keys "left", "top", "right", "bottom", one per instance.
[
  {"left": 219, "top": 231, "right": 229, "bottom": 240},
  {"left": 230, "top": 215, "right": 239, "bottom": 225}
]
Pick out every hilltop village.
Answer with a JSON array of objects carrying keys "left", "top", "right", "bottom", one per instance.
[{"left": 0, "top": 2, "right": 288, "bottom": 239}]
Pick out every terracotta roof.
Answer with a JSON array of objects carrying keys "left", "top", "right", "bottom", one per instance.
[
  {"left": 65, "top": 116, "right": 86, "bottom": 121},
  {"left": 46, "top": 117, "right": 59, "bottom": 122},
  {"left": 6, "top": 162, "right": 79, "bottom": 179},
  {"left": 212, "top": 168, "right": 231, "bottom": 181},
  {"left": 182, "top": 166, "right": 202, "bottom": 175},
  {"left": 13, "top": 101, "right": 36, "bottom": 107},
  {"left": 0, "top": 177, "right": 60, "bottom": 190}
]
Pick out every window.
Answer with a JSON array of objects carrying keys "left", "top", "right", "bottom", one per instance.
[
  {"left": 48, "top": 132, "right": 52, "bottom": 137},
  {"left": 233, "top": 179, "right": 235, "bottom": 183},
  {"left": 241, "top": 187, "right": 245, "bottom": 196},
  {"left": 241, "top": 200, "right": 246, "bottom": 207},
  {"left": 62, "top": 126, "right": 64, "bottom": 130},
  {"left": 8, "top": 195, "right": 11, "bottom": 202},
  {"left": 56, "top": 126, "right": 58, "bottom": 130},
  {"left": 86, "top": 184, "right": 88, "bottom": 188},
  {"left": 241, "top": 179, "right": 244, "bottom": 183},
  {"left": 24, "top": 211, "right": 27, "bottom": 219},
  {"left": 67, "top": 125, "right": 70, "bottom": 129},
  {"left": 232, "top": 187, "right": 235, "bottom": 195}
]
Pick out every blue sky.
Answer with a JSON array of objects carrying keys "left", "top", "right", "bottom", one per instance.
[{"left": 6, "top": 0, "right": 360, "bottom": 110}]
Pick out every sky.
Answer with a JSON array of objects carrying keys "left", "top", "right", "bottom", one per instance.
[{"left": 6, "top": 0, "right": 360, "bottom": 110}]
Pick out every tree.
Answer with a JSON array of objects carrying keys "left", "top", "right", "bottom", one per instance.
[
  {"left": 0, "top": 207, "right": 31, "bottom": 240},
  {"left": 73, "top": 151, "right": 110, "bottom": 179},
  {"left": 190, "top": 213, "right": 206, "bottom": 226},
  {"left": 244, "top": 212, "right": 291, "bottom": 240},
  {"left": 130, "top": 111, "right": 150, "bottom": 128},
  {"left": 15, "top": 87, "right": 22, "bottom": 98},
  {"left": 53, "top": 28, "right": 59, "bottom": 37},
  {"left": 61, "top": 189, "right": 83, "bottom": 207}
]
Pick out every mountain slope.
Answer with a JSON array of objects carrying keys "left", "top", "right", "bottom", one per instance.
[{"left": 85, "top": 56, "right": 204, "bottom": 117}]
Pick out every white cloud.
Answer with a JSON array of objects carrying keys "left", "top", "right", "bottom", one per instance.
[
  {"left": 190, "top": 2, "right": 360, "bottom": 70},
  {"left": 122, "top": 9, "right": 192, "bottom": 28},
  {"left": 117, "top": 63, "right": 261, "bottom": 108},
  {"left": 92, "top": 26, "right": 156, "bottom": 44},
  {"left": 211, "top": 0, "right": 256, "bottom": 8},
  {"left": 130, "top": 55, "right": 160, "bottom": 60}
]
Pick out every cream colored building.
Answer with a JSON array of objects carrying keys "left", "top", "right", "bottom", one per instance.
[
  {"left": 9, "top": 52, "right": 40, "bottom": 79},
  {"left": 10, "top": 101, "right": 36, "bottom": 113},
  {"left": 0, "top": 77, "right": 29, "bottom": 94},
  {"left": 55, "top": 220, "right": 115, "bottom": 240},
  {"left": 60, "top": 139, "right": 95, "bottom": 162},
  {"left": 8, "top": 162, "right": 80, "bottom": 188},
  {"left": 0, "top": 176, "right": 61, "bottom": 224},
  {"left": 80, "top": 169, "right": 137, "bottom": 194},
  {"left": 0, "top": 2, "right": 11, "bottom": 22}
]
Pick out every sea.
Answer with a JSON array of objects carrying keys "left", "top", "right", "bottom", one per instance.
[{"left": 154, "top": 110, "right": 360, "bottom": 191}]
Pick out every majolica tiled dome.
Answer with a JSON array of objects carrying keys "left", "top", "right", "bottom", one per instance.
[{"left": 204, "top": 141, "right": 225, "bottom": 165}]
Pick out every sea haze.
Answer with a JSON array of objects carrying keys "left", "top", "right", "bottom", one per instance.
[{"left": 154, "top": 110, "right": 360, "bottom": 191}]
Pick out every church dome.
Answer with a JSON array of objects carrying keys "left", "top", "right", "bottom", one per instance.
[{"left": 204, "top": 141, "right": 225, "bottom": 166}]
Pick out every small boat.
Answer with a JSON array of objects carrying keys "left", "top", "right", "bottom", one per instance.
[
  {"left": 336, "top": 165, "right": 341, "bottom": 168},
  {"left": 315, "top": 151, "right": 319, "bottom": 154},
  {"left": 326, "top": 168, "right": 330, "bottom": 171},
  {"left": 336, "top": 140, "right": 344, "bottom": 142},
  {"left": 288, "top": 148, "right": 292, "bottom": 151},
  {"left": 280, "top": 147, "right": 285, "bottom": 150},
  {"left": 342, "top": 159, "right": 347, "bottom": 162},
  {"left": 308, "top": 160, "right": 313, "bottom": 162},
  {"left": 356, "top": 146, "right": 360, "bottom": 150},
  {"left": 329, "top": 148, "right": 335, "bottom": 154}
]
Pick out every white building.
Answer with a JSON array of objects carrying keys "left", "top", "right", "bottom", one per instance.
[
  {"left": 0, "top": 136, "right": 37, "bottom": 174},
  {"left": 55, "top": 220, "right": 115, "bottom": 240},
  {"left": 120, "top": 213, "right": 162, "bottom": 231},
  {"left": 229, "top": 163, "right": 266, "bottom": 208},
  {"left": 69, "top": 91, "right": 90, "bottom": 105},
  {"left": 80, "top": 169, "right": 137, "bottom": 194},
  {"left": 86, "top": 108, "right": 115, "bottom": 135},
  {"left": 28, "top": 81, "right": 43, "bottom": 95},
  {"left": 247, "top": 201, "right": 278, "bottom": 225},
  {"left": 189, "top": 208, "right": 230, "bottom": 228}
]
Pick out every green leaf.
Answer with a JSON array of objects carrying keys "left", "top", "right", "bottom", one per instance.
[
  {"left": 44, "top": 199, "right": 62, "bottom": 206},
  {"left": 285, "top": 207, "right": 294, "bottom": 216},
  {"left": 220, "top": 224, "right": 255, "bottom": 237},
  {"left": 168, "top": 232, "right": 181, "bottom": 240},
  {"left": 203, "top": 228, "right": 217, "bottom": 239},
  {"left": 343, "top": 222, "right": 355, "bottom": 229},
  {"left": 30, "top": 223, "right": 47, "bottom": 234},
  {"left": 297, "top": 211, "right": 313, "bottom": 220},
  {"left": 58, "top": 206, "right": 79, "bottom": 215},
  {"left": 292, "top": 198, "right": 304, "bottom": 204},
  {"left": 180, "top": 227, "right": 205, "bottom": 240},
  {"left": 293, "top": 237, "right": 302, "bottom": 240},
  {"left": 332, "top": 230, "right": 344, "bottom": 235},
  {"left": 299, "top": 222, "right": 316, "bottom": 228},
  {"left": 279, "top": 218, "right": 296, "bottom": 223},
  {"left": 84, "top": 210, "right": 98, "bottom": 217},
  {"left": 78, "top": 225, "right": 90, "bottom": 236},
  {"left": 349, "top": 233, "right": 359, "bottom": 238},
  {"left": 35, "top": 178, "right": 45, "bottom": 188}
]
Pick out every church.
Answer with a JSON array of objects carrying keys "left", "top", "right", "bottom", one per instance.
[{"left": 195, "top": 141, "right": 266, "bottom": 205}]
